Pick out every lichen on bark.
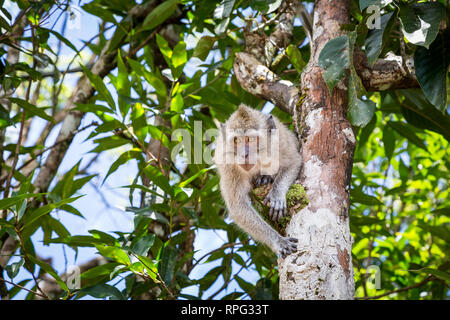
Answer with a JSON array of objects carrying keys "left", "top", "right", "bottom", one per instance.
[{"left": 251, "top": 183, "right": 309, "bottom": 235}]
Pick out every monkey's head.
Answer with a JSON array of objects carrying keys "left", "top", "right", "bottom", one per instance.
[{"left": 215, "top": 104, "right": 278, "bottom": 173}]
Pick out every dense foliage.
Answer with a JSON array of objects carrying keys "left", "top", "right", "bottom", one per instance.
[{"left": 0, "top": 0, "right": 448, "bottom": 300}]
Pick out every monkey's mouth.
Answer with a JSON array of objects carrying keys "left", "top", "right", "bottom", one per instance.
[{"left": 239, "top": 163, "right": 255, "bottom": 171}]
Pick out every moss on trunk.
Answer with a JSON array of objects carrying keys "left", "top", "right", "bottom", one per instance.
[{"left": 251, "top": 183, "right": 309, "bottom": 236}]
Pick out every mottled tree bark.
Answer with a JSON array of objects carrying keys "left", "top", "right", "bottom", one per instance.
[{"left": 278, "top": 0, "right": 355, "bottom": 300}]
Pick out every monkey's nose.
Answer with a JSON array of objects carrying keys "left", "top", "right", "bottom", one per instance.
[{"left": 240, "top": 163, "right": 255, "bottom": 171}]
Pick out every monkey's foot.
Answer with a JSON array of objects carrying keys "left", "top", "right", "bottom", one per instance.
[
  {"left": 254, "top": 175, "right": 273, "bottom": 187},
  {"left": 279, "top": 237, "right": 298, "bottom": 258},
  {"left": 264, "top": 193, "right": 287, "bottom": 221}
]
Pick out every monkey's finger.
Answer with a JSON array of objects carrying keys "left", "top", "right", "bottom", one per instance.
[
  {"left": 276, "top": 208, "right": 283, "bottom": 221},
  {"left": 269, "top": 207, "right": 275, "bottom": 220},
  {"left": 272, "top": 202, "right": 279, "bottom": 220},
  {"left": 274, "top": 208, "right": 280, "bottom": 221}
]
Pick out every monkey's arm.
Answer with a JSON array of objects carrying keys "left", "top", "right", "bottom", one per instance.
[
  {"left": 264, "top": 163, "right": 301, "bottom": 221},
  {"left": 224, "top": 184, "right": 297, "bottom": 258}
]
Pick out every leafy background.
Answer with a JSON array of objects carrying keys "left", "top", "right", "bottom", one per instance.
[{"left": 0, "top": 0, "right": 448, "bottom": 300}]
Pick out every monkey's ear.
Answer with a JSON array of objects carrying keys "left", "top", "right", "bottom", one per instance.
[
  {"left": 267, "top": 115, "right": 276, "bottom": 130},
  {"left": 237, "top": 104, "right": 249, "bottom": 118},
  {"left": 220, "top": 123, "right": 226, "bottom": 136}
]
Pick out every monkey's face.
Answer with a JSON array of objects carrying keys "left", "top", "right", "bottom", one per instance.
[{"left": 232, "top": 133, "right": 260, "bottom": 171}]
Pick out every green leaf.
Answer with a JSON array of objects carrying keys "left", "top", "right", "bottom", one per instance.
[
  {"left": 250, "top": 0, "right": 282, "bottom": 14},
  {"left": 170, "top": 92, "right": 184, "bottom": 128},
  {"left": 172, "top": 41, "right": 187, "bottom": 69},
  {"left": 115, "top": 52, "right": 131, "bottom": 117},
  {"left": 0, "top": 193, "right": 45, "bottom": 211},
  {"left": 347, "top": 32, "right": 375, "bottom": 128},
  {"left": 42, "top": 28, "right": 80, "bottom": 55},
  {"left": 178, "top": 167, "right": 211, "bottom": 188},
  {"left": 80, "top": 262, "right": 121, "bottom": 288},
  {"left": 158, "top": 245, "right": 178, "bottom": 285},
  {"left": 48, "top": 235, "right": 106, "bottom": 247},
  {"left": 127, "top": 58, "right": 167, "bottom": 105},
  {"left": 27, "top": 255, "right": 69, "bottom": 292},
  {"left": 73, "top": 103, "right": 113, "bottom": 114},
  {"left": 347, "top": 97, "right": 376, "bottom": 128},
  {"left": 286, "top": 44, "right": 306, "bottom": 73},
  {"left": 350, "top": 189, "right": 382, "bottom": 206},
  {"left": 82, "top": 2, "right": 116, "bottom": 23},
  {"left": 235, "top": 275, "right": 255, "bottom": 296},
  {"left": 214, "top": 17, "right": 230, "bottom": 35},
  {"left": 359, "top": 0, "right": 392, "bottom": 11},
  {"left": 318, "top": 35, "right": 349, "bottom": 94},
  {"left": 130, "top": 234, "right": 155, "bottom": 256},
  {"left": 21, "top": 196, "right": 82, "bottom": 228},
  {"left": 143, "top": 165, "right": 173, "bottom": 196},
  {"left": 0, "top": 104, "right": 13, "bottom": 128},
  {"left": 387, "top": 121, "right": 427, "bottom": 150},
  {"left": 81, "top": 65, "right": 115, "bottom": 110},
  {"left": 59, "top": 204, "right": 84, "bottom": 219},
  {"left": 108, "top": 21, "right": 129, "bottom": 53},
  {"left": 78, "top": 284, "right": 125, "bottom": 300},
  {"left": 432, "top": 207, "right": 450, "bottom": 217},
  {"left": 0, "top": 15, "right": 11, "bottom": 31},
  {"left": 255, "top": 278, "right": 273, "bottom": 299},
  {"left": 399, "top": 89, "right": 450, "bottom": 141},
  {"left": 95, "top": 245, "right": 130, "bottom": 265},
  {"left": 8, "top": 98, "right": 55, "bottom": 124},
  {"left": 5, "top": 259, "right": 25, "bottom": 279},
  {"left": 199, "top": 266, "right": 224, "bottom": 292},
  {"left": 410, "top": 267, "right": 450, "bottom": 282},
  {"left": 90, "top": 135, "right": 129, "bottom": 153},
  {"left": 414, "top": 30, "right": 449, "bottom": 112},
  {"left": 398, "top": 2, "right": 445, "bottom": 48},
  {"left": 214, "top": 0, "right": 235, "bottom": 19},
  {"left": 193, "top": 36, "right": 216, "bottom": 61},
  {"left": 103, "top": 149, "right": 141, "bottom": 184},
  {"left": 382, "top": 126, "right": 395, "bottom": 160},
  {"left": 418, "top": 223, "right": 450, "bottom": 242},
  {"left": 89, "top": 230, "right": 117, "bottom": 246},
  {"left": 364, "top": 12, "right": 394, "bottom": 66},
  {"left": 135, "top": 255, "right": 158, "bottom": 281},
  {"left": 156, "top": 33, "right": 173, "bottom": 68},
  {"left": 142, "top": 0, "right": 179, "bottom": 31}
]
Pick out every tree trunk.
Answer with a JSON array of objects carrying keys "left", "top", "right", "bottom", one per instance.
[{"left": 278, "top": 0, "right": 355, "bottom": 299}]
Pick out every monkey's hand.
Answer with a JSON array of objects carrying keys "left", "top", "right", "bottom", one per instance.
[
  {"left": 254, "top": 175, "right": 273, "bottom": 186},
  {"left": 264, "top": 191, "right": 287, "bottom": 221},
  {"left": 278, "top": 237, "right": 298, "bottom": 258}
]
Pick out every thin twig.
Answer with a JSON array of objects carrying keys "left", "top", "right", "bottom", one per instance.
[
  {"left": 357, "top": 276, "right": 433, "bottom": 300},
  {"left": 0, "top": 277, "right": 48, "bottom": 299},
  {"left": 1, "top": 122, "right": 98, "bottom": 182},
  {"left": 191, "top": 242, "right": 245, "bottom": 270}
]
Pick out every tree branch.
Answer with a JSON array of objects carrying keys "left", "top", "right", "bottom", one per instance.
[
  {"left": 354, "top": 49, "right": 419, "bottom": 92},
  {"left": 233, "top": 52, "right": 299, "bottom": 114}
]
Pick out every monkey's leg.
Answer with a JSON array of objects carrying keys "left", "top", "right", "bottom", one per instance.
[
  {"left": 228, "top": 196, "right": 298, "bottom": 258},
  {"left": 264, "top": 164, "right": 300, "bottom": 221}
]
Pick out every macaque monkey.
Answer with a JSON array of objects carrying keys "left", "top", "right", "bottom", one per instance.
[{"left": 214, "top": 104, "right": 301, "bottom": 258}]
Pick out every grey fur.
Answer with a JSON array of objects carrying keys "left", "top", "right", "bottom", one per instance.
[{"left": 214, "top": 104, "right": 302, "bottom": 258}]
